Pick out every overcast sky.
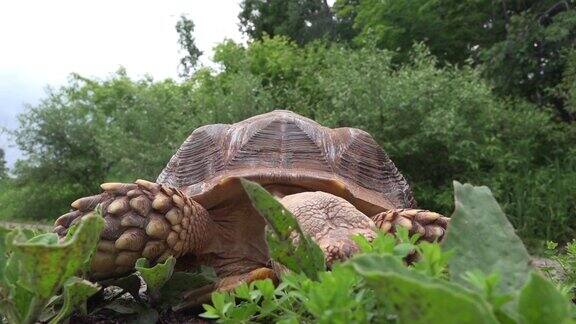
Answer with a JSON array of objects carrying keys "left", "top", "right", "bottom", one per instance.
[{"left": 0, "top": 0, "right": 245, "bottom": 168}]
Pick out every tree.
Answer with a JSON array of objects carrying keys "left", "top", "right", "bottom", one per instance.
[
  {"left": 202, "top": 38, "right": 576, "bottom": 243},
  {"left": 176, "top": 15, "right": 202, "bottom": 78},
  {"left": 481, "top": 2, "right": 576, "bottom": 122},
  {"left": 333, "top": 0, "right": 576, "bottom": 122},
  {"left": 4, "top": 71, "right": 195, "bottom": 219},
  {"left": 336, "top": 0, "right": 537, "bottom": 64},
  {"left": 0, "top": 148, "right": 7, "bottom": 180},
  {"left": 239, "top": 0, "right": 343, "bottom": 44}
]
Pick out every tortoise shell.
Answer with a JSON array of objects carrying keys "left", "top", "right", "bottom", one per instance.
[{"left": 157, "top": 110, "right": 415, "bottom": 216}]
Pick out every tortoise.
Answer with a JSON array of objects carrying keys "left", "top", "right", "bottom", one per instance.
[{"left": 53, "top": 110, "right": 449, "bottom": 305}]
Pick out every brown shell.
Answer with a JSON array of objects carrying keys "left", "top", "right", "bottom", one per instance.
[{"left": 157, "top": 110, "right": 415, "bottom": 215}]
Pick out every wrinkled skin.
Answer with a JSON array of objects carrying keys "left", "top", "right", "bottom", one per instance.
[{"left": 281, "top": 192, "right": 377, "bottom": 265}]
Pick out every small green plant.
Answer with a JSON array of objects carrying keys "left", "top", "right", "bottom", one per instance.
[
  {"left": 96, "top": 257, "right": 217, "bottom": 322},
  {"left": 200, "top": 181, "right": 576, "bottom": 323},
  {"left": 240, "top": 178, "right": 326, "bottom": 280},
  {"left": 0, "top": 212, "right": 103, "bottom": 324}
]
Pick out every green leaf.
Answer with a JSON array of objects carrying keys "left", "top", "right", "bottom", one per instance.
[
  {"left": 350, "top": 254, "right": 499, "bottom": 324},
  {"left": 9, "top": 213, "right": 104, "bottom": 299},
  {"left": 443, "top": 181, "right": 532, "bottom": 294},
  {"left": 240, "top": 178, "right": 325, "bottom": 280},
  {"left": 49, "top": 277, "right": 100, "bottom": 324},
  {"left": 253, "top": 278, "right": 275, "bottom": 301},
  {"left": 159, "top": 266, "right": 216, "bottom": 307},
  {"left": 518, "top": 272, "right": 571, "bottom": 324},
  {"left": 352, "top": 231, "right": 396, "bottom": 255},
  {"left": 26, "top": 233, "right": 59, "bottom": 245},
  {"left": 135, "top": 256, "right": 176, "bottom": 296},
  {"left": 200, "top": 304, "right": 221, "bottom": 319},
  {"left": 0, "top": 214, "right": 103, "bottom": 323}
]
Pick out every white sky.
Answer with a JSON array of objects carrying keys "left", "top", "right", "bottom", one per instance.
[{"left": 0, "top": 0, "right": 245, "bottom": 168}]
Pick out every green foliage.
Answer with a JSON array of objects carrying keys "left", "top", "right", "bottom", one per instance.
[
  {"left": 0, "top": 213, "right": 103, "bottom": 323},
  {"left": 518, "top": 272, "right": 572, "bottom": 323},
  {"left": 334, "top": 0, "right": 530, "bottom": 63},
  {"left": 556, "top": 48, "right": 576, "bottom": 117},
  {"left": 1, "top": 71, "right": 197, "bottom": 220},
  {"left": 202, "top": 183, "right": 574, "bottom": 323},
  {"left": 238, "top": 0, "right": 343, "bottom": 45},
  {"left": 49, "top": 277, "right": 99, "bottom": 324},
  {"left": 0, "top": 148, "right": 7, "bottom": 181},
  {"left": 164, "top": 266, "right": 217, "bottom": 309},
  {"left": 201, "top": 266, "right": 374, "bottom": 323},
  {"left": 175, "top": 15, "right": 202, "bottom": 78},
  {"left": 241, "top": 179, "right": 325, "bottom": 280},
  {"left": 99, "top": 257, "right": 217, "bottom": 317},
  {"left": 443, "top": 182, "right": 532, "bottom": 294},
  {"left": 332, "top": 0, "right": 576, "bottom": 121},
  {"left": 481, "top": 2, "right": 576, "bottom": 122},
  {"left": 352, "top": 254, "right": 500, "bottom": 324},
  {"left": 135, "top": 256, "right": 176, "bottom": 299}
]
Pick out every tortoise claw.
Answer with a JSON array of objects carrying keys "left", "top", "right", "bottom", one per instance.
[
  {"left": 324, "top": 242, "right": 359, "bottom": 267},
  {"left": 373, "top": 209, "right": 450, "bottom": 242}
]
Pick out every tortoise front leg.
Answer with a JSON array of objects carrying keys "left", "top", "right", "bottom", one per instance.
[
  {"left": 174, "top": 267, "right": 278, "bottom": 311},
  {"left": 372, "top": 209, "right": 450, "bottom": 242},
  {"left": 53, "top": 179, "right": 215, "bottom": 278},
  {"left": 280, "top": 191, "right": 377, "bottom": 267}
]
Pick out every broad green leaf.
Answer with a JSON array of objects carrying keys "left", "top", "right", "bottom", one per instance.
[
  {"left": 9, "top": 213, "right": 104, "bottom": 299},
  {"left": 160, "top": 265, "right": 216, "bottom": 307},
  {"left": 350, "top": 254, "right": 499, "bottom": 324},
  {"left": 8, "top": 281, "right": 34, "bottom": 321},
  {"left": 240, "top": 178, "right": 325, "bottom": 280},
  {"left": 26, "top": 232, "right": 59, "bottom": 245},
  {"left": 518, "top": 272, "right": 571, "bottom": 324},
  {"left": 443, "top": 182, "right": 531, "bottom": 294},
  {"left": 135, "top": 256, "right": 176, "bottom": 296},
  {"left": 3, "top": 250, "right": 34, "bottom": 320},
  {"left": 49, "top": 277, "right": 100, "bottom": 324}
]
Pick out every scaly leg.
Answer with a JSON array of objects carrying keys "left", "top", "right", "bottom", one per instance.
[
  {"left": 372, "top": 209, "right": 449, "bottom": 242},
  {"left": 280, "top": 191, "right": 377, "bottom": 267},
  {"left": 174, "top": 267, "right": 277, "bottom": 311},
  {"left": 53, "top": 179, "right": 215, "bottom": 278}
]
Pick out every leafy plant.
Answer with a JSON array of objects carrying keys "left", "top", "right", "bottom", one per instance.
[
  {"left": 443, "top": 181, "right": 532, "bottom": 294},
  {"left": 0, "top": 212, "right": 103, "bottom": 324},
  {"left": 241, "top": 178, "right": 326, "bottom": 280},
  {"left": 201, "top": 181, "right": 575, "bottom": 323}
]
